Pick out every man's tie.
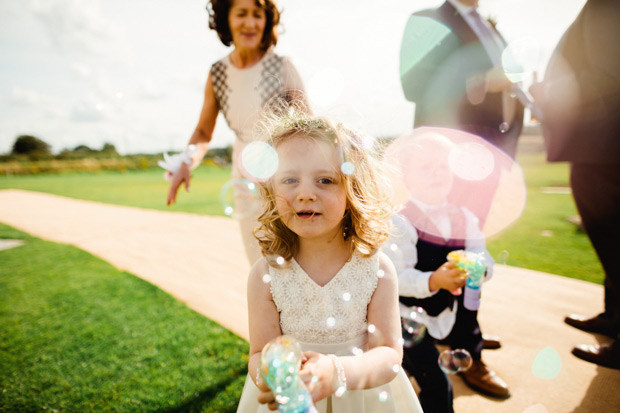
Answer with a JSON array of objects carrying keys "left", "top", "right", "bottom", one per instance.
[
  {"left": 468, "top": 8, "right": 517, "bottom": 127},
  {"left": 468, "top": 9, "right": 504, "bottom": 65}
]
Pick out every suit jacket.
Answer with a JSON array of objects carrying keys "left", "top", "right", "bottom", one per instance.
[
  {"left": 541, "top": 0, "right": 620, "bottom": 164},
  {"left": 400, "top": 1, "right": 524, "bottom": 157}
]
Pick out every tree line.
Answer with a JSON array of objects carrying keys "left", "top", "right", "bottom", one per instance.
[{"left": 1, "top": 135, "right": 232, "bottom": 164}]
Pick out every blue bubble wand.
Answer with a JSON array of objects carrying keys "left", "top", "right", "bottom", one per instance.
[
  {"left": 259, "top": 335, "right": 316, "bottom": 413},
  {"left": 447, "top": 250, "right": 487, "bottom": 311}
]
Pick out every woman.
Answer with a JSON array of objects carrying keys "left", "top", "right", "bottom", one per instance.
[{"left": 165, "top": 0, "right": 307, "bottom": 265}]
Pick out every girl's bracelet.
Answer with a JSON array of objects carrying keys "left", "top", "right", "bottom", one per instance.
[{"left": 327, "top": 354, "right": 347, "bottom": 397}]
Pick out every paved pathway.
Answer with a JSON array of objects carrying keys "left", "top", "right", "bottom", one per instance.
[{"left": 1, "top": 189, "right": 619, "bottom": 413}]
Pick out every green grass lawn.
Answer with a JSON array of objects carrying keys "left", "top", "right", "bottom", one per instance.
[
  {"left": 0, "top": 223, "right": 248, "bottom": 412},
  {"left": 486, "top": 152, "right": 604, "bottom": 284},
  {"left": 0, "top": 166, "right": 231, "bottom": 216}
]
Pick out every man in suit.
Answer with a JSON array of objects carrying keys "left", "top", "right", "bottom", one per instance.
[
  {"left": 400, "top": 0, "right": 524, "bottom": 159},
  {"left": 530, "top": 0, "right": 620, "bottom": 370},
  {"left": 398, "top": 0, "right": 517, "bottom": 399}
]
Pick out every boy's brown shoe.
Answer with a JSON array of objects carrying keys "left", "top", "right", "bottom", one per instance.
[{"left": 459, "top": 359, "right": 510, "bottom": 399}]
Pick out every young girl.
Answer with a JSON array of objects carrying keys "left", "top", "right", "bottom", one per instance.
[{"left": 236, "top": 109, "right": 423, "bottom": 412}]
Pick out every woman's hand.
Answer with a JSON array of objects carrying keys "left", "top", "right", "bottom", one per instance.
[
  {"left": 166, "top": 162, "right": 192, "bottom": 205},
  {"left": 429, "top": 261, "right": 467, "bottom": 292},
  {"left": 299, "top": 351, "right": 336, "bottom": 402}
]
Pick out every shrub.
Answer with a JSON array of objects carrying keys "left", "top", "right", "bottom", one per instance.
[{"left": 11, "top": 135, "right": 52, "bottom": 156}]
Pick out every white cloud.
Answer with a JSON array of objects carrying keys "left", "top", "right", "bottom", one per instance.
[
  {"left": 71, "top": 99, "right": 107, "bottom": 122},
  {"left": 8, "top": 87, "right": 69, "bottom": 119},
  {"left": 137, "top": 80, "right": 165, "bottom": 100},
  {"left": 70, "top": 62, "right": 93, "bottom": 79},
  {"left": 29, "top": 0, "right": 112, "bottom": 52},
  {"left": 10, "top": 86, "right": 45, "bottom": 106},
  {"left": 27, "top": 0, "right": 127, "bottom": 58}
]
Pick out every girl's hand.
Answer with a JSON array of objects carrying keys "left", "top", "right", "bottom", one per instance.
[
  {"left": 429, "top": 261, "right": 467, "bottom": 292},
  {"left": 299, "top": 351, "right": 336, "bottom": 402},
  {"left": 256, "top": 374, "right": 278, "bottom": 411},
  {"left": 166, "top": 162, "right": 192, "bottom": 205}
]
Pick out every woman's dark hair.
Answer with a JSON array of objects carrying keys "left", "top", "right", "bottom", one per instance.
[{"left": 207, "top": 0, "right": 280, "bottom": 50}]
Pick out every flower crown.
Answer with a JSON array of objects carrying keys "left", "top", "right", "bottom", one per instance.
[{"left": 271, "top": 109, "right": 332, "bottom": 137}]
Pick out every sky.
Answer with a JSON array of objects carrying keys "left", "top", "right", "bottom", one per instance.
[{"left": 0, "top": 0, "right": 587, "bottom": 155}]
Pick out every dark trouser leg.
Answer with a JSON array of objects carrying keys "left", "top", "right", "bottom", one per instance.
[
  {"left": 402, "top": 331, "right": 454, "bottom": 413},
  {"left": 447, "top": 293, "right": 484, "bottom": 360},
  {"left": 571, "top": 163, "right": 620, "bottom": 332}
]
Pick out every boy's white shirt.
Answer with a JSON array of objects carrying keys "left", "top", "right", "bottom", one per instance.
[{"left": 382, "top": 198, "right": 494, "bottom": 339}]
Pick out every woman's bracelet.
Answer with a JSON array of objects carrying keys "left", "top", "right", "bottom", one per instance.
[
  {"left": 327, "top": 354, "right": 347, "bottom": 397},
  {"left": 181, "top": 144, "right": 199, "bottom": 166}
]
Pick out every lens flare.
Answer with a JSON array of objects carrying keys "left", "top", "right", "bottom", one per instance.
[
  {"left": 240, "top": 141, "right": 278, "bottom": 181},
  {"left": 383, "top": 127, "right": 526, "bottom": 239},
  {"left": 502, "top": 37, "right": 541, "bottom": 83},
  {"left": 341, "top": 161, "right": 355, "bottom": 175},
  {"left": 449, "top": 142, "right": 495, "bottom": 181},
  {"left": 532, "top": 347, "right": 562, "bottom": 379}
]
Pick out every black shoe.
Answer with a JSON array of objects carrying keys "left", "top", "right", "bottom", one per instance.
[
  {"left": 437, "top": 334, "right": 501, "bottom": 350},
  {"left": 564, "top": 314, "right": 619, "bottom": 339},
  {"left": 482, "top": 334, "right": 501, "bottom": 350},
  {"left": 572, "top": 341, "right": 620, "bottom": 370}
]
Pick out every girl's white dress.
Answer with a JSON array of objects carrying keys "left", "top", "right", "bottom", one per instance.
[{"left": 237, "top": 253, "right": 423, "bottom": 412}]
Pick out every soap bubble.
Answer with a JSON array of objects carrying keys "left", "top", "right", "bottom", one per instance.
[
  {"left": 497, "top": 250, "right": 509, "bottom": 265},
  {"left": 351, "top": 347, "right": 364, "bottom": 356},
  {"left": 438, "top": 349, "right": 472, "bottom": 374},
  {"left": 220, "top": 178, "right": 260, "bottom": 219},
  {"left": 499, "top": 122, "right": 510, "bottom": 133},
  {"left": 400, "top": 304, "right": 429, "bottom": 348}
]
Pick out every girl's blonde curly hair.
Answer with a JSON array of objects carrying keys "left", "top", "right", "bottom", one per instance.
[{"left": 253, "top": 101, "right": 395, "bottom": 265}]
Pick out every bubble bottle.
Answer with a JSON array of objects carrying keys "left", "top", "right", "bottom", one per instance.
[
  {"left": 260, "top": 335, "right": 316, "bottom": 413},
  {"left": 447, "top": 250, "right": 487, "bottom": 311}
]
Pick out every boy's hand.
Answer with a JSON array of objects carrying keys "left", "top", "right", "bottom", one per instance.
[{"left": 429, "top": 261, "right": 467, "bottom": 292}]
